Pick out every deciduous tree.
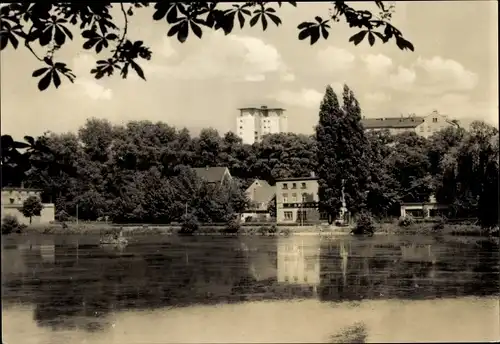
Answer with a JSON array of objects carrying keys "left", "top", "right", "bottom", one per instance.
[{"left": 20, "top": 195, "right": 43, "bottom": 224}]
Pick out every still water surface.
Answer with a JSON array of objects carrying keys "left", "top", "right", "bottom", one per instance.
[{"left": 2, "top": 234, "right": 499, "bottom": 343}]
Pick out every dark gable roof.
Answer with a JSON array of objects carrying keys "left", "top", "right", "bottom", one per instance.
[
  {"left": 191, "top": 167, "right": 230, "bottom": 183},
  {"left": 362, "top": 116, "right": 425, "bottom": 129}
]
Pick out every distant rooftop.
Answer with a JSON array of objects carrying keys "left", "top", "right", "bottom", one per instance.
[
  {"left": 238, "top": 105, "right": 286, "bottom": 112},
  {"left": 191, "top": 166, "right": 229, "bottom": 184},
  {"left": 361, "top": 116, "right": 425, "bottom": 129}
]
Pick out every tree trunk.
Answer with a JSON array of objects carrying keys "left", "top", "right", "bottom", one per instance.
[{"left": 29, "top": 216, "right": 32, "bottom": 224}]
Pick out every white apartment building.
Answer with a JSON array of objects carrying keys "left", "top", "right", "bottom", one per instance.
[
  {"left": 361, "top": 110, "right": 457, "bottom": 138},
  {"left": 236, "top": 105, "right": 288, "bottom": 144}
]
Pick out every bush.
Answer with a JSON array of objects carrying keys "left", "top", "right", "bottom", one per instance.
[
  {"left": 351, "top": 211, "right": 375, "bottom": 235},
  {"left": 2, "top": 215, "right": 26, "bottom": 235},
  {"left": 56, "top": 210, "right": 70, "bottom": 222},
  {"left": 279, "top": 228, "right": 291, "bottom": 236},
  {"left": 258, "top": 224, "right": 277, "bottom": 235},
  {"left": 398, "top": 215, "right": 415, "bottom": 227},
  {"left": 224, "top": 219, "right": 241, "bottom": 234},
  {"left": 432, "top": 217, "right": 445, "bottom": 231},
  {"left": 179, "top": 213, "right": 199, "bottom": 235}
]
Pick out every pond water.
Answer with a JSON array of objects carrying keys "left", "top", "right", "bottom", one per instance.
[{"left": 2, "top": 234, "right": 499, "bottom": 343}]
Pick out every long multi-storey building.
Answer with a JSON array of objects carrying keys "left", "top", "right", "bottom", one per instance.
[
  {"left": 236, "top": 105, "right": 288, "bottom": 144},
  {"left": 361, "top": 110, "right": 457, "bottom": 138}
]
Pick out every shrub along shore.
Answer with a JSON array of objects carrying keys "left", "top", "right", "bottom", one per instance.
[{"left": 6, "top": 220, "right": 497, "bottom": 238}]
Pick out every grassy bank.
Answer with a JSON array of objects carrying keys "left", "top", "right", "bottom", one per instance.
[
  {"left": 9, "top": 221, "right": 497, "bottom": 237},
  {"left": 375, "top": 222, "right": 498, "bottom": 237}
]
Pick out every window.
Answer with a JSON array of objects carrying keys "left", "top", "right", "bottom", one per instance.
[
  {"left": 301, "top": 182, "right": 307, "bottom": 189},
  {"left": 282, "top": 193, "right": 288, "bottom": 203},
  {"left": 305, "top": 257, "right": 316, "bottom": 271},
  {"left": 292, "top": 183, "right": 297, "bottom": 189},
  {"left": 419, "top": 125, "right": 424, "bottom": 132},
  {"left": 427, "top": 126, "right": 431, "bottom": 132},
  {"left": 284, "top": 211, "right": 293, "bottom": 220},
  {"left": 294, "top": 276, "right": 299, "bottom": 282},
  {"left": 302, "top": 193, "right": 308, "bottom": 202},
  {"left": 282, "top": 183, "right": 288, "bottom": 189},
  {"left": 291, "top": 193, "right": 297, "bottom": 202},
  {"left": 9, "top": 198, "right": 14, "bottom": 204},
  {"left": 432, "top": 117, "right": 438, "bottom": 123},
  {"left": 284, "top": 276, "right": 289, "bottom": 282},
  {"left": 239, "top": 126, "right": 243, "bottom": 129}
]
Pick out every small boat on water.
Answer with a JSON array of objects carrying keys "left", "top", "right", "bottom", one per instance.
[{"left": 99, "top": 229, "right": 128, "bottom": 247}]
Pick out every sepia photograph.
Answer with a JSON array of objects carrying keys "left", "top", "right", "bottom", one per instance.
[{"left": 1, "top": 1, "right": 499, "bottom": 343}]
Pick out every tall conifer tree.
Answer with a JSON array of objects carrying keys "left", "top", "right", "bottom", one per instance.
[
  {"left": 316, "top": 84, "right": 370, "bottom": 223},
  {"left": 340, "top": 84, "right": 370, "bottom": 215},
  {"left": 315, "top": 85, "right": 344, "bottom": 223}
]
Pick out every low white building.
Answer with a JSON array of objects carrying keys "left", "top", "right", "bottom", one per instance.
[
  {"left": 1, "top": 187, "right": 55, "bottom": 225},
  {"left": 362, "top": 110, "right": 457, "bottom": 138}
]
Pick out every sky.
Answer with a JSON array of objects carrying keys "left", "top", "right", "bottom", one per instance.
[{"left": 1, "top": 1, "right": 498, "bottom": 140}]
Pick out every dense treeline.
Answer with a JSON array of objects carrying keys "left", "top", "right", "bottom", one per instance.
[{"left": 1, "top": 86, "right": 498, "bottom": 227}]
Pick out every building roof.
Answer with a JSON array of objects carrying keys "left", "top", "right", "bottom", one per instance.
[
  {"left": 238, "top": 105, "right": 286, "bottom": 111},
  {"left": 275, "top": 176, "right": 318, "bottom": 182},
  {"left": 246, "top": 180, "right": 275, "bottom": 204},
  {"left": 191, "top": 167, "right": 230, "bottom": 184},
  {"left": 2, "top": 187, "right": 43, "bottom": 192},
  {"left": 362, "top": 116, "right": 425, "bottom": 129}
]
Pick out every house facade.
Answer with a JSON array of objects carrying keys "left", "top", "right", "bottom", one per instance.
[
  {"left": 275, "top": 175, "right": 320, "bottom": 224},
  {"left": 1, "top": 187, "right": 55, "bottom": 225},
  {"left": 400, "top": 195, "right": 449, "bottom": 218},
  {"left": 361, "top": 110, "right": 456, "bottom": 138},
  {"left": 241, "top": 179, "right": 276, "bottom": 222}
]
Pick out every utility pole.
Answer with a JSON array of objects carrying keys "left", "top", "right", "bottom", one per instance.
[
  {"left": 300, "top": 203, "right": 303, "bottom": 227},
  {"left": 76, "top": 204, "right": 79, "bottom": 225}
]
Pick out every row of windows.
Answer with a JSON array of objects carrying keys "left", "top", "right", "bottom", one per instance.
[
  {"left": 282, "top": 193, "right": 309, "bottom": 203},
  {"left": 282, "top": 182, "right": 307, "bottom": 190},
  {"left": 283, "top": 210, "right": 308, "bottom": 220}
]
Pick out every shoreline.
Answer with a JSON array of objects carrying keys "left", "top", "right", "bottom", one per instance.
[{"left": 8, "top": 222, "right": 498, "bottom": 238}]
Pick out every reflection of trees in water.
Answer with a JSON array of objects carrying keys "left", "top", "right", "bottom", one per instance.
[
  {"left": 5, "top": 236, "right": 498, "bottom": 333},
  {"left": 318, "top": 238, "right": 499, "bottom": 302},
  {"left": 4, "top": 237, "right": 286, "bottom": 333}
]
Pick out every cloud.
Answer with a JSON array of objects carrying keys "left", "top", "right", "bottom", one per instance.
[
  {"left": 415, "top": 56, "right": 478, "bottom": 92},
  {"left": 389, "top": 66, "right": 417, "bottom": 90},
  {"left": 272, "top": 88, "right": 323, "bottom": 108},
  {"left": 73, "top": 79, "right": 113, "bottom": 100},
  {"left": 245, "top": 74, "right": 266, "bottom": 82},
  {"left": 164, "top": 31, "right": 286, "bottom": 81},
  {"left": 316, "top": 46, "right": 355, "bottom": 72},
  {"left": 362, "top": 54, "right": 393, "bottom": 76},
  {"left": 70, "top": 54, "right": 113, "bottom": 100},
  {"left": 365, "top": 92, "right": 391, "bottom": 103},
  {"left": 282, "top": 73, "right": 296, "bottom": 82}
]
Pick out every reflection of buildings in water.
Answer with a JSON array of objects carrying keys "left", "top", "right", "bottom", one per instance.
[
  {"left": 400, "top": 243, "right": 436, "bottom": 264},
  {"left": 400, "top": 243, "right": 437, "bottom": 280},
  {"left": 339, "top": 241, "right": 350, "bottom": 286},
  {"left": 277, "top": 236, "right": 320, "bottom": 291},
  {"left": 40, "top": 241, "right": 55, "bottom": 263}
]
